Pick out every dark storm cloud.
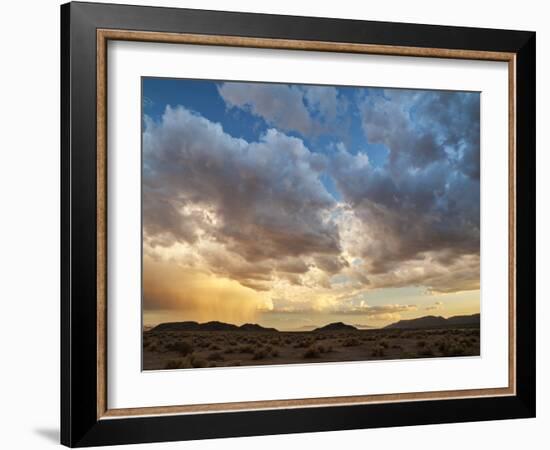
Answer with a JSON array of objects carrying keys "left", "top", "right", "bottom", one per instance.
[
  {"left": 360, "top": 90, "right": 479, "bottom": 175},
  {"left": 330, "top": 89, "right": 480, "bottom": 289},
  {"left": 313, "top": 255, "right": 349, "bottom": 274}
]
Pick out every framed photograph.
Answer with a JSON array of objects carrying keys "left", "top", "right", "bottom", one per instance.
[{"left": 61, "top": 1, "right": 536, "bottom": 447}]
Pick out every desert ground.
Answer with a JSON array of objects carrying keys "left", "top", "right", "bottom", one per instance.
[{"left": 142, "top": 327, "right": 480, "bottom": 370}]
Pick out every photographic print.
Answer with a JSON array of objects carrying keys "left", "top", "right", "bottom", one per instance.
[{"left": 141, "top": 78, "right": 481, "bottom": 371}]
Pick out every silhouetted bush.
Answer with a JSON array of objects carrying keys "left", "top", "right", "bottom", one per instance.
[
  {"left": 419, "top": 348, "right": 435, "bottom": 357},
  {"left": 165, "top": 340, "right": 193, "bottom": 356},
  {"left": 303, "top": 346, "right": 321, "bottom": 358},
  {"left": 164, "top": 359, "right": 184, "bottom": 370},
  {"left": 207, "top": 352, "right": 224, "bottom": 361},
  {"left": 238, "top": 345, "right": 254, "bottom": 354},
  {"left": 342, "top": 337, "right": 360, "bottom": 347},
  {"left": 253, "top": 349, "right": 268, "bottom": 360}
]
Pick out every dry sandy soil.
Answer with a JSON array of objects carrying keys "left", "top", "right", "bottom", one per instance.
[{"left": 142, "top": 328, "right": 480, "bottom": 370}]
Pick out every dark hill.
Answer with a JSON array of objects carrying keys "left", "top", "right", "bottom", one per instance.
[
  {"left": 239, "top": 323, "right": 278, "bottom": 332},
  {"left": 384, "top": 313, "right": 480, "bottom": 330},
  {"left": 447, "top": 314, "right": 481, "bottom": 326},
  {"left": 201, "top": 321, "right": 239, "bottom": 331},
  {"left": 314, "top": 322, "right": 358, "bottom": 332},
  {"left": 151, "top": 321, "right": 201, "bottom": 332}
]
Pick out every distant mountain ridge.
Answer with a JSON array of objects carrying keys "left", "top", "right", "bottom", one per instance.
[
  {"left": 151, "top": 321, "right": 278, "bottom": 333},
  {"left": 149, "top": 314, "right": 479, "bottom": 333},
  {"left": 384, "top": 313, "right": 480, "bottom": 330}
]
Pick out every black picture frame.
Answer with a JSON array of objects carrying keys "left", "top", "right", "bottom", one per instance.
[{"left": 61, "top": 1, "right": 536, "bottom": 447}]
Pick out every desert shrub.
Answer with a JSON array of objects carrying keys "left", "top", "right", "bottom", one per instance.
[
  {"left": 195, "top": 340, "right": 208, "bottom": 348},
  {"left": 189, "top": 355, "right": 208, "bottom": 368},
  {"left": 207, "top": 352, "right": 224, "bottom": 361},
  {"left": 253, "top": 349, "right": 268, "bottom": 360},
  {"left": 438, "top": 341, "right": 466, "bottom": 357},
  {"left": 164, "top": 359, "right": 184, "bottom": 370},
  {"left": 379, "top": 340, "right": 389, "bottom": 349},
  {"left": 371, "top": 346, "right": 386, "bottom": 357},
  {"left": 315, "top": 344, "right": 332, "bottom": 354},
  {"left": 271, "top": 348, "right": 279, "bottom": 357},
  {"left": 419, "top": 348, "right": 435, "bottom": 357},
  {"left": 238, "top": 345, "right": 254, "bottom": 354},
  {"left": 342, "top": 337, "right": 360, "bottom": 347},
  {"left": 294, "top": 340, "right": 310, "bottom": 349},
  {"left": 148, "top": 343, "right": 158, "bottom": 352},
  {"left": 303, "top": 346, "right": 321, "bottom": 359},
  {"left": 391, "top": 344, "right": 402, "bottom": 349},
  {"left": 223, "top": 347, "right": 234, "bottom": 354},
  {"left": 417, "top": 340, "right": 427, "bottom": 348},
  {"left": 165, "top": 340, "right": 193, "bottom": 356},
  {"left": 447, "top": 345, "right": 466, "bottom": 356}
]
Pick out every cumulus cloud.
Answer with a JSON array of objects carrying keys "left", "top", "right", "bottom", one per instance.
[
  {"left": 303, "top": 85, "right": 345, "bottom": 122},
  {"left": 143, "top": 85, "right": 480, "bottom": 320},
  {"left": 328, "top": 89, "right": 480, "bottom": 293},
  {"left": 359, "top": 89, "right": 479, "bottom": 176},
  {"left": 217, "top": 82, "right": 348, "bottom": 137},
  {"left": 143, "top": 105, "right": 341, "bottom": 292},
  {"left": 218, "top": 82, "right": 314, "bottom": 135}
]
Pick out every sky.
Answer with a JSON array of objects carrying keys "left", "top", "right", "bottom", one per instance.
[{"left": 142, "top": 77, "right": 480, "bottom": 331}]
